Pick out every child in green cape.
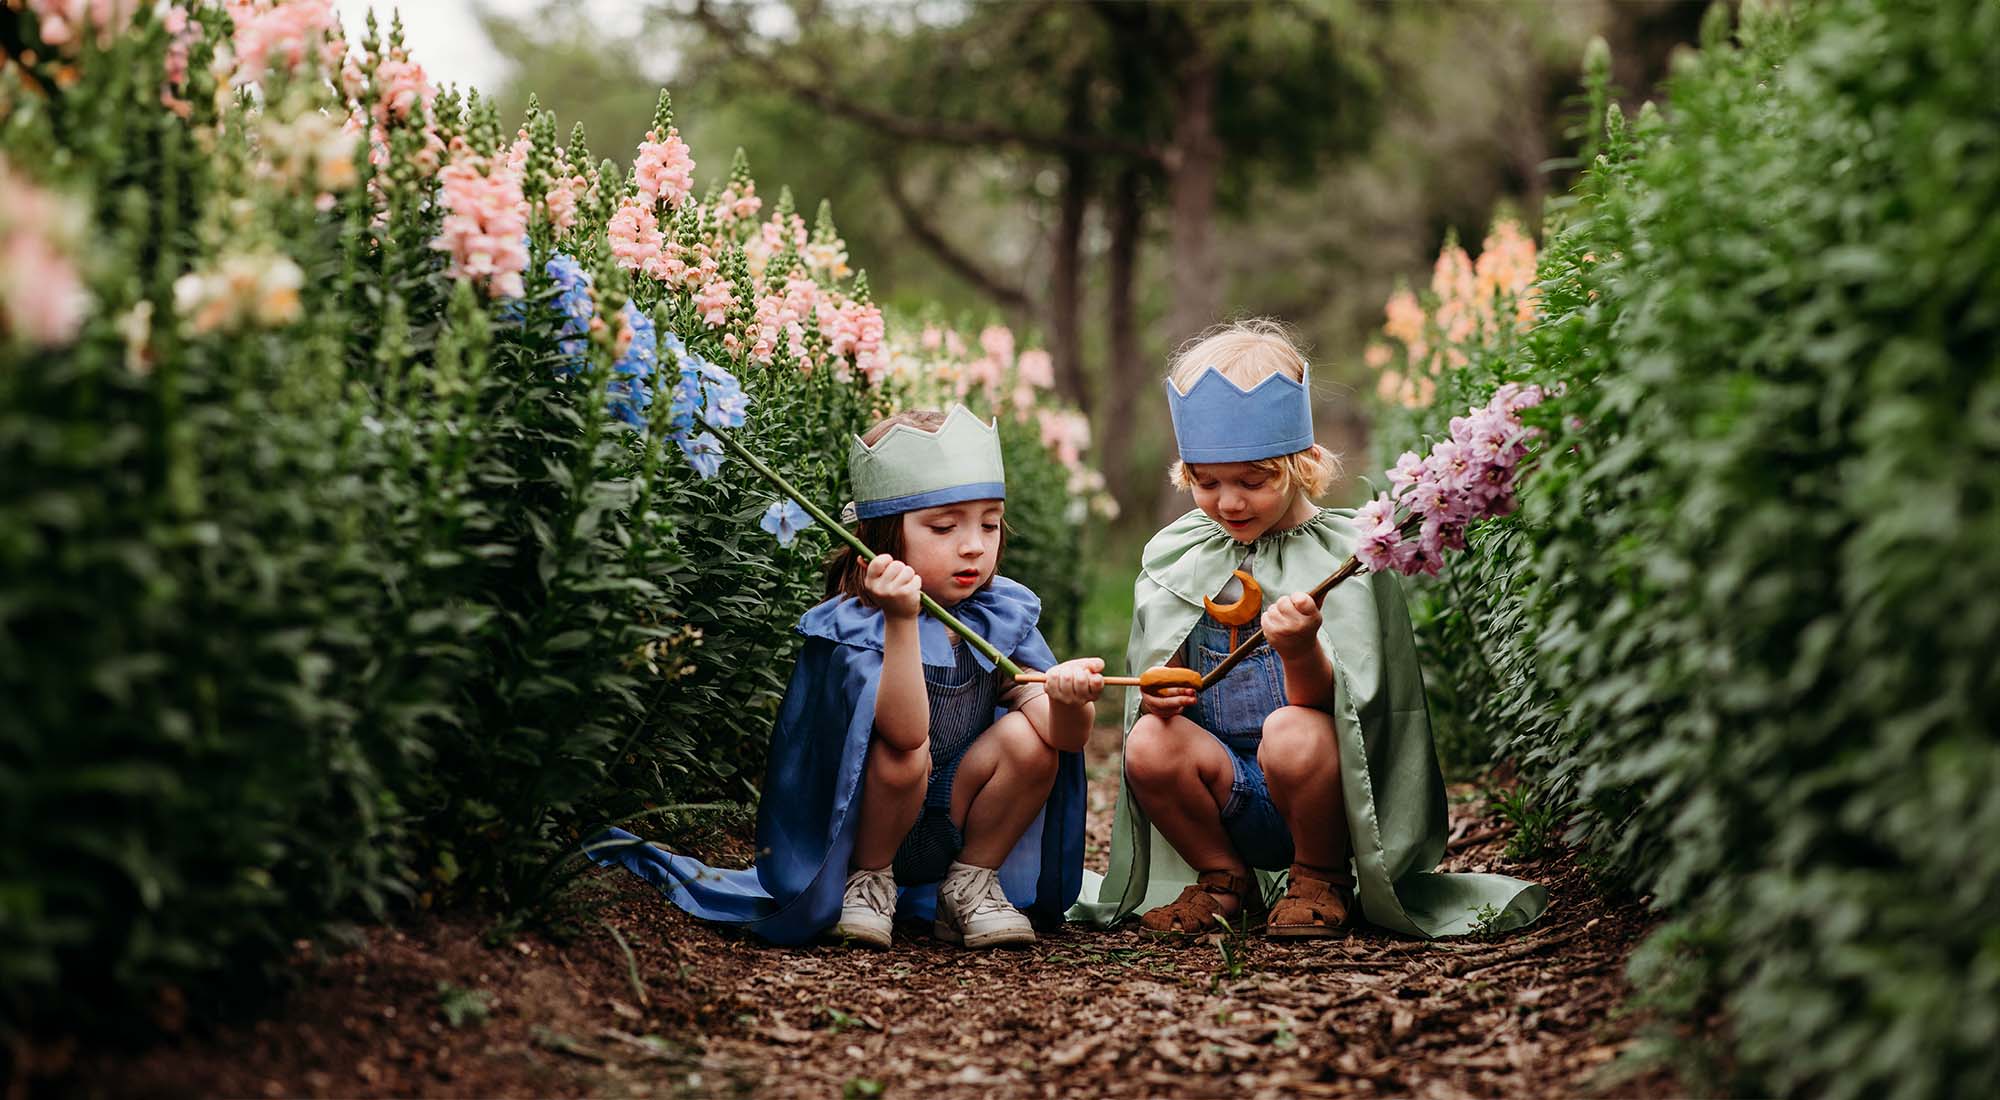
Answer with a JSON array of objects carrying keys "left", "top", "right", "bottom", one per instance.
[{"left": 1071, "top": 320, "right": 1547, "bottom": 939}]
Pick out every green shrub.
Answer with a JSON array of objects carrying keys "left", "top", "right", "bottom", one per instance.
[
  {"left": 0, "top": 6, "right": 1099, "bottom": 1040},
  {"left": 1372, "top": 1, "right": 2000, "bottom": 1095}
]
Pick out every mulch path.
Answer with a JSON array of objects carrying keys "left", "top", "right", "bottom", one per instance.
[{"left": 49, "top": 728, "right": 1679, "bottom": 1099}]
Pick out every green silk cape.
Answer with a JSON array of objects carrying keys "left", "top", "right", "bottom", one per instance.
[{"left": 1068, "top": 507, "right": 1548, "bottom": 937}]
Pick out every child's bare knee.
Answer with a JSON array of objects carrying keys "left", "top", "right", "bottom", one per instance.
[
  {"left": 1124, "top": 718, "right": 1177, "bottom": 787},
  {"left": 995, "top": 715, "right": 1059, "bottom": 782},
  {"left": 1258, "top": 707, "right": 1336, "bottom": 783},
  {"left": 868, "top": 736, "right": 931, "bottom": 790}
]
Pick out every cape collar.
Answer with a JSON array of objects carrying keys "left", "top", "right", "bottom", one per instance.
[{"left": 1141, "top": 506, "right": 1345, "bottom": 607}]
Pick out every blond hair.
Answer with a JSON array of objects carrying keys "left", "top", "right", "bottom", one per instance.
[{"left": 1165, "top": 319, "right": 1340, "bottom": 498}]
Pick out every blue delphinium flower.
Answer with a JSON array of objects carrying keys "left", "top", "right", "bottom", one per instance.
[
  {"left": 664, "top": 374, "right": 703, "bottom": 437},
  {"left": 545, "top": 253, "right": 595, "bottom": 374},
  {"left": 605, "top": 301, "right": 657, "bottom": 429},
  {"left": 702, "top": 373, "right": 750, "bottom": 429},
  {"left": 679, "top": 431, "right": 725, "bottom": 479},
  {"left": 759, "top": 498, "right": 814, "bottom": 547},
  {"left": 529, "top": 261, "right": 753, "bottom": 475}
]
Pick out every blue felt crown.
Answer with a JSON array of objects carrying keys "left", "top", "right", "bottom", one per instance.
[{"left": 1165, "top": 368, "right": 1315, "bottom": 464}]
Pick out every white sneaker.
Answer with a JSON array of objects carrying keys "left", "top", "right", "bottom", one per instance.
[
  {"left": 935, "top": 862, "right": 1036, "bottom": 948},
  {"left": 833, "top": 866, "right": 896, "bottom": 948}
]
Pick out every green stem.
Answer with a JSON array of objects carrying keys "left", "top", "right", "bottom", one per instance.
[{"left": 711, "top": 429, "right": 1024, "bottom": 679}]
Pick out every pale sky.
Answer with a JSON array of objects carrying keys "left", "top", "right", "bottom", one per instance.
[
  {"left": 339, "top": 1, "right": 778, "bottom": 95},
  {"left": 338, "top": 1, "right": 523, "bottom": 94}
]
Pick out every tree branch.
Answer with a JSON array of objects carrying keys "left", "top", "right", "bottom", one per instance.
[
  {"left": 876, "top": 159, "right": 1034, "bottom": 313},
  {"left": 689, "top": 0, "right": 1163, "bottom": 164}
]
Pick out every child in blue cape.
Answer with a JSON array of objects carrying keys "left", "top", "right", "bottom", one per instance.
[{"left": 593, "top": 406, "right": 1106, "bottom": 948}]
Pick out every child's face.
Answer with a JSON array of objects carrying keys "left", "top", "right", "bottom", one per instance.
[
  {"left": 1186, "top": 462, "right": 1310, "bottom": 543},
  {"left": 898, "top": 499, "right": 1004, "bottom": 607}
]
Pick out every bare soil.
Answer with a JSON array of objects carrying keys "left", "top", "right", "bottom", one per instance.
[{"left": 51, "top": 728, "right": 1678, "bottom": 1099}]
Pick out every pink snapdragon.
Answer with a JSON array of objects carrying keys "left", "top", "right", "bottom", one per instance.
[
  {"left": 801, "top": 238, "right": 850, "bottom": 279},
  {"left": 512, "top": 134, "right": 584, "bottom": 239},
  {"left": 0, "top": 159, "right": 90, "bottom": 349},
  {"left": 607, "top": 195, "right": 666, "bottom": 275},
  {"left": 1355, "top": 383, "right": 1546, "bottom": 576},
  {"left": 26, "top": 0, "right": 139, "bottom": 53},
  {"left": 1430, "top": 242, "right": 1477, "bottom": 347},
  {"left": 744, "top": 211, "right": 806, "bottom": 280},
  {"left": 1383, "top": 287, "right": 1428, "bottom": 370},
  {"left": 812, "top": 296, "right": 886, "bottom": 380},
  {"left": 695, "top": 277, "right": 735, "bottom": 328},
  {"left": 978, "top": 325, "right": 1015, "bottom": 371},
  {"left": 257, "top": 106, "right": 360, "bottom": 195},
  {"left": 633, "top": 128, "right": 695, "bottom": 209},
  {"left": 816, "top": 298, "right": 862, "bottom": 357},
  {"left": 432, "top": 147, "right": 529, "bottom": 300},
  {"left": 748, "top": 278, "right": 816, "bottom": 367},
  {"left": 224, "top": 0, "right": 342, "bottom": 85},
  {"left": 371, "top": 46, "right": 434, "bottom": 126},
  {"left": 712, "top": 182, "right": 762, "bottom": 227},
  {"left": 1475, "top": 218, "right": 1540, "bottom": 333},
  {"left": 1, "top": 230, "right": 90, "bottom": 348},
  {"left": 173, "top": 250, "right": 305, "bottom": 334},
  {"left": 851, "top": 305, "right": 887, "bottom": 383},
  {"left": 544, "top": 166, "right": 584, "bottom": 237},
  {"left": 963, "top": 353, "right": 1003, "bottom": 398},
  {"left": 1037, "top": 408, "right": 1090, "bottom": 470},
  {"left": 160, "top": 4, "right": 195, "bottom": 116},
  {"left": 1017, "top": 349, "right": 1055, "bottom": 390}
]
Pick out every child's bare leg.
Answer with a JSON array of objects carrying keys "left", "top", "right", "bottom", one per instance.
[
  {"left": 1257, "top": 705, "right": 1350, "bottom": 871},
  {"left": 850, "top": 736, "right": 930, "bottom": 870},
  {"left": 950, "top": 711, "right": 1060, "bottom": 867},
  {"left": 1124, "top": 714, "right": 1245, "bottom": 880}
]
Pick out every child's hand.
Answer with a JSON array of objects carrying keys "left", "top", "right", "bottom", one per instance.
[
  {"left": 1261, "top": 591, "right": 1323, "bottom": 658},
  {"left": 862, "top": 553, "right": 923, "bottom": 619},
  {"left": 1044, "top": 658, "right": 1106, "bottom": 706},
  {"left": 1138, "top": 684, "right": 1198, "bottom": 721}
]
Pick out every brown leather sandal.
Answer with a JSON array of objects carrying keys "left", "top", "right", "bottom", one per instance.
[
  {"left": 1138, "top": 870, "right": 1256, "bottom": 935},
  {"left": 1267, "top": 863, "right": 1357, "bottom": 938}
]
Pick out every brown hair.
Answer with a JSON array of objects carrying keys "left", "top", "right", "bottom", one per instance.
[
  {"left": 1164, "top": 319, "right": 1341, "bottom": 498},
  {"left": 821, "top": 410, "right": 1009, "bottom": 600}
]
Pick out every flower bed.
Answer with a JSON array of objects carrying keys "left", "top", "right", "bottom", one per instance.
[{"left": 0, "top": 2, "right": 1105, "bottom": 1035}]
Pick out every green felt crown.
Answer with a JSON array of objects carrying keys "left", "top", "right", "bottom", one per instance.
[{"left": 848, "top": 405, "right": 1007, "bottom": 519}]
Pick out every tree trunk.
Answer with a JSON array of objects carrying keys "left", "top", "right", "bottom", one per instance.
[
  {"left": 1097, "top": 165, "right": 1150, "bottom": 516},
  {"left": 1049, "top": 75, "right": 1093, "bottom": 414},
  {"left": 1165, "top": 44, "right": 1222, "bottom": 349}
]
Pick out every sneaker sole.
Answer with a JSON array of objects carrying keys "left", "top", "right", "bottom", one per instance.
[
  {"left": 831, "top": 920, "right": 893, "bottom": 949},
  {"left": 933, "top": 919, "right": 1035, "bottom": 949}
]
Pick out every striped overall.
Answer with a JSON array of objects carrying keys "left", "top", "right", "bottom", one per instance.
[{"left": 890, "top": 640, "right": 1000, "bottom": 885}]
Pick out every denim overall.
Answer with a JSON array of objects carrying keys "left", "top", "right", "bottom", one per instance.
[
  {"left": 1184, "top": 607, "right": 1297, "bottom": 871},
  {"left": 891, "top": 640, "right": 999, "bottom": 885}
]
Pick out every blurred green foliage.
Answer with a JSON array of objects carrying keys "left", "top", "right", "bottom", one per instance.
[
  {"left": 1374, "top": 2, "right": 2000, "bottom": 1096},
  {"left": 0, "top": 7, "right": 1093, "bottom": 1042}
]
